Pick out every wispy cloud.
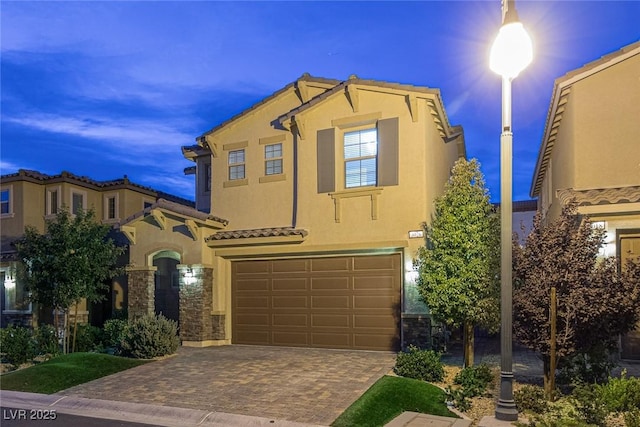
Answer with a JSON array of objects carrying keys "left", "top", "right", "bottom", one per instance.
[
  {"left": 4, "top": 113, "right": 193, "bottom": 154},
  {"left": 0, "top": 160, "right": 30, "bottom": 175}
]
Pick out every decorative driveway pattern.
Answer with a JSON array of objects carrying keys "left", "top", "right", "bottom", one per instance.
[{"left": 60, "top": 345, "right": 395, "bottom": 425}]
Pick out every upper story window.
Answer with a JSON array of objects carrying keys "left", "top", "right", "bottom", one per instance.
[
  {"left": 71, "top": 190, "right": 87, "bottom": 215},
  {"left": 46, "top": 187, "right": 61, "bottom": 216},
  {"left": 0, "top": 188, "right": 11, "bottom": 216},
  {"left": 228, "top": 149, "right": 245, "bottom": 180},
  {"left": 143, "top": 200, "right": 154, "bottom": 210},
  {"left": 344, "top": 128, "right": 377, "bottom": 188},
  {"left": 104, "top": 194, "right": 118, "bottom": 221},
  {"left": 265, "top": 143, "right": 283, "bottom": 175}
]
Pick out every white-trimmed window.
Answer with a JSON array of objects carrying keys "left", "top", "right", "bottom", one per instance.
[
  {"left": 71, "top": 189, "right": 87, "bottom": 215},
  {"left": 0, "top": 187, "right": 12, "bottom": 217},
  {"left": 46, "top": 186, "right": 61, "bottom": 216},
  {"left": 344, "top": 128, "right": 377, "bottom": 188},
  {"left": 104, "top": 193, "right": 119, "bottom": 221},
  {"left": 228, "top": 149, "right": 245, "bottom": 180},
  {"left": 264, "top": 143, "right": 283, "bottom": 175}
]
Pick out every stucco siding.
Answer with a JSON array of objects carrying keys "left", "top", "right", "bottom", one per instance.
[{"left": 573, "top": 54, "right": 640, "bottom": 191}]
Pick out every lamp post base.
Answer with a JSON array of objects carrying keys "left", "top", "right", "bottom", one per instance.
[{"left": 495, "top": 400, "right": 518, "bottom": 421}]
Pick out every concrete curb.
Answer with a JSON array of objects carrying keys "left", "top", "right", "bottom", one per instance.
[{"left": 0, "top": 390, "right": 326, "bottom": 427}]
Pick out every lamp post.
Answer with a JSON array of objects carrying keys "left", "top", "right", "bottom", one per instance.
[{"left": 489, "top": 0, "right": 533, "bottom": 421}]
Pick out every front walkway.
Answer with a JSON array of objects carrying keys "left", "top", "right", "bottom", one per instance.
[{"left": 60, "top": 345, "right": 395, "bottom": 425}]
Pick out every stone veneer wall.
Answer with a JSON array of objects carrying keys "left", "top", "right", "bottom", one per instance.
[
  {"left": 126, "top": 266, "right": 156, "bottom": 320},
  {"left": 178, "top": 265, "right": 225, "bottom": 343},
  {"left": 402, "top": 314, "right": 431, "bottom": 350}
]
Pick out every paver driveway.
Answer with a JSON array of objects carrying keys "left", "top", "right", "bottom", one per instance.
[{"left": 60, "top": 345, "right": 395, "bottom": 425}]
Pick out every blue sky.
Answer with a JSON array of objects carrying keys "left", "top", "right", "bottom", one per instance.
[{"left": 1, "top": 1, "right": 638, "bottom": 202}]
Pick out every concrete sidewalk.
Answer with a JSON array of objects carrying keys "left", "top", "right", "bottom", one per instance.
[{"left": 0, "top": 390, "right": 324, "bottom": 427}]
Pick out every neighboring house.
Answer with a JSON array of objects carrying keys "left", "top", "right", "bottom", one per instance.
[
  {"left": 530, "top": 40, "right": 640, "bottom": 360},
  {"left": 0, "top": 170, "right": 197, "bottom": 328},
  {"left": 493, "top": 199, "right": 538, "bottom": 245}
]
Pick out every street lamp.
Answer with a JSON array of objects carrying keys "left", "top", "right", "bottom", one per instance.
[{"left": 489, "top": 0, "right": 533, "bottom": 421}]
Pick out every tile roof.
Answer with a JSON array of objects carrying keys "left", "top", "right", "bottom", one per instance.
[
  {"left": 206, "top": 227, "right": 308, "bottom": 242},
  {"left": 119, "top": 198, "right": 228, "bottom": 227},
  {"left": 557, "top": 186, "right": 640, "bottom": 206},
  {"left": 0, "top": 169, "right": 195, "bottom": 207}
]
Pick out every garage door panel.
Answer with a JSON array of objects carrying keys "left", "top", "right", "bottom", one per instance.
[
  {"left": 236, "top": 278, "right": 269, "bottom": 291},
  {"left": 354, "top": 295, "right": 398, "bottom": 309},
  {"left": 353, "top": 276, "right": 396, "bottom": 291},
  {"left": 354, "top": 255, "right": 397, "bottom": 271},
  {"left": 272, "top": 278, "right": 308, "bottom": 291},
  {"left": 235, "top": 261, "right": 270, "bottom": 274},
  {"left": 273, "top": 314, "right": 308, "bottom": 327},
  {"left": 273, "top": 331, "right": 308, "bottom": 346},
  {"left": 311, "top": 277, "right": 350, "bottom": 290},
  {"left": 354, "top": 334, "right": 398, "bottom": 350},
  {"left": 272, "top": 295, "right": 308, "bottom": 309},
  {"left": 311, "top": 257, "right": 350, "bottom": 272},
  {"left": 235, "top": 330, "right": 271, "bottom": 345},
  {"left": 236, "top": 314, "right": 269, "bottom": 327},
  {"left": 312, "top": 314, "right": 350, "bottom": 328},
  {"left": 236, "top": 296, "right": 270, "bottom": 309},
  {"left": 354, "top": 314, "right": 397, "bottom": 329},
  {"left": 312, "top": 295, "right": 350, "bottom": 309},
  {"left": 273, "top": 259, "right": 308, "bottom": 273},
  {"left": 232, "top": 254, "right": 400, "bottom": 351},
  {"left": 312, "top": 333, "right": 351, "bottom": 348}
]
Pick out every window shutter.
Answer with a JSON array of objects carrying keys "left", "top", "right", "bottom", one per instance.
[
  {"left": 377, "top": 117, "right": 399, "bottom": 186},
  {"left": 317, "top": 128, "right": 335, "bottom": 193}
]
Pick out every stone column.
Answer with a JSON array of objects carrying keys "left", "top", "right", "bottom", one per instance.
[
  {"left": 126, "top": 266, "right": 157, "bottom": 320},
  {"left": 178, "top": 264, "right": 225, "bottom": 346}
]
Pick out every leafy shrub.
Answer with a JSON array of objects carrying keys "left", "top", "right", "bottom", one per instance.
[
  {"left": 393, "top": 345, "right": 444, "bottom": 382},
  {"left": 571, "top": 372, "right": 640, "bottom": 425},
  {"left": 73, "top": 324, "right": 104, "bottom": 352},
  {"left": 0, "top": 324, "right": 36, "bottom": 365},
  {"left": 34, "top": 324, "right": 60, "bottom": 356},
  {"left": 103, "top": 318, "right": 128, "bottom": 351},
  {"left": 445, "top": 363, "right": 494, "bottom": 411},
  {"left": 120, "top": 314, "right": 179, "bottom": 359},
  {"left": 454, "top": 363, "right": 493, "bottom": 396},
  {"left": 515, "top": 384, "right": 548, "bottom": 414},
  {"left": 596, "top": 371, "right": 640, "bottom": 414}
]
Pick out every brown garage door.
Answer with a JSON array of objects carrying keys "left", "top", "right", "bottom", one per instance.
[{"left": 232, "top": 254, "right": 401, "bottom": 351}]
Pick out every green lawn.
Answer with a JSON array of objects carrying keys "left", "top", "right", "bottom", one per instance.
[
  {"left": 0, "top": 353, "right": 149, "bottom": 394},
  {"left": 331, "top": 375, "right": 457, "bottom": 427}
]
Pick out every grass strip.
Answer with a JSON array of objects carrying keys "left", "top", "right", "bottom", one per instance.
[
  {"left": 332, "top": 375, "right": 457, "bottom": 427},
  {"left": 0, "top": 352, "right": 149, "bottom": 394}
]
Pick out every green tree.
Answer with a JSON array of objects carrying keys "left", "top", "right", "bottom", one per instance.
[
  {"left": 513, "top": 203, "right": 640, "bottom": 397},
  {"left": 14, "top": 208, "right": 124, "bottom": 352},
  {"left": 415, "top": 158, "right": 500, "bottom": 367}
]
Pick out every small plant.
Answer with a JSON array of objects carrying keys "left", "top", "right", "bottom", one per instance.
[
  {"left": 0, "top": 324, "right": 36, "bottom": 366},
  {"left": 514, "top": 384, "right": 548, "bottom": 414},
  {"left": 120, "top": 314, "right": 179, "bottom": 359},
  {"left": 34, "top": 324, "right": 60, "bottom": 356},
  {"left": 393, "top": 345, "right": 444, "bottom": 382},
  {"left": 625, "top": 409, "right": 640, "bottom": 427},
  {"left": 103, "top": 318, "right": 128, "bottom": 353}
]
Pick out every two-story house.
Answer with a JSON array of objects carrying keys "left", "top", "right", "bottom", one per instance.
[
  {"left": 531, "top": 40, "right": 640, "bottom": 359},
  {"left": 144, "top": 74, "right": 464, "bottom": 351},
  {"left": 0, "top": 170, "right": 201, "bottom": 328}
]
